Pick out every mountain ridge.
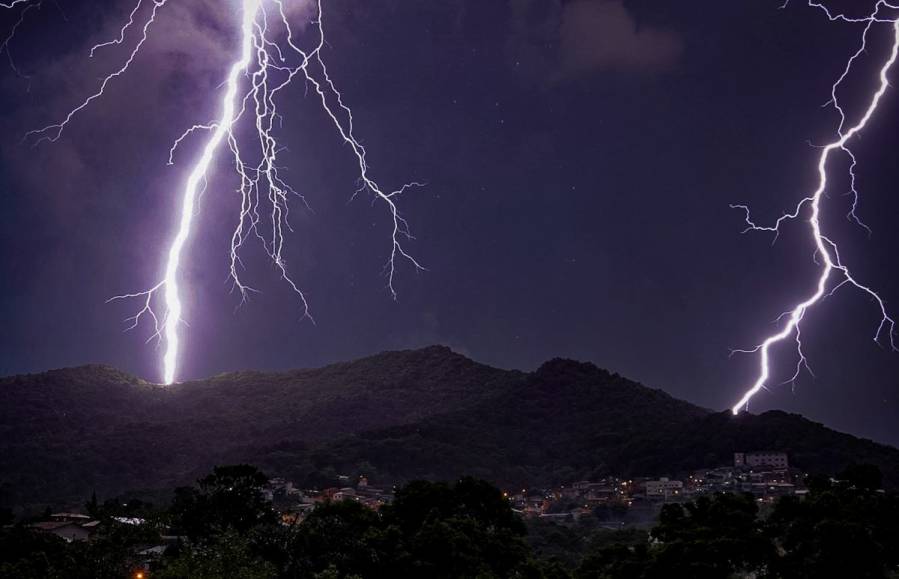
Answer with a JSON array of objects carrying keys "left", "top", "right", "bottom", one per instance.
[
  {"left": 269, "top": 356, "right": 899, "bottom": 488},
  {"left": 2, "top": 346, "right": 898, "bottom": 510}
]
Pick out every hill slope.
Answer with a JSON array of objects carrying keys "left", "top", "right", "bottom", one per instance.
[
  {"left": 2, "top": 347, "right": 898, "bottom": 508},
  {"left": 0, "top": 346, "right": 517, "bottom": 507},
  {"left": 271, "top": 358, "right": 899, "bottom": 487}
]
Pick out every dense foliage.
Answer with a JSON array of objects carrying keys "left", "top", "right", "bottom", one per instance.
[
  {"left": 6, "top": 347, "right": 899, "bottom": 510},
  {"left": 292, "top": 359, "right": 899, "bottom": 491},
  {"left": 0, "top": 347, "right": 520, "bottom": 508},
  {"left": 3, "top": 464, "right": 899, "bottom": 578},
  {"left": 571, "top": 467, "right": 899, "bottom": 579}
]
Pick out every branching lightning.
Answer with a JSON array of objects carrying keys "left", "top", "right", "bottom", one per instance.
[
  {"left": 730, "top": 1, "right": 899, "bottom": 414},
  {"left": 8, "top": 0, "right": 898, "bottom": 401},
  {"left": 1, "top": 0, "right": 41, "bottom": 80},
  {"left": 22, "top": 0, "right": 423, "bottom": 384},
  {"left": 1, "top": 0, "right": 36, "bottom": 9}
]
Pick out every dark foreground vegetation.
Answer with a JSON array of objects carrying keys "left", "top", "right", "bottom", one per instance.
[{"left": 2, "top": 464, "right": 899, "bottom": 579}]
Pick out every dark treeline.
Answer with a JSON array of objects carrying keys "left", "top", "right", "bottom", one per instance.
[{"left": 1, "top": 464, "right": 898, "bottom": 578}]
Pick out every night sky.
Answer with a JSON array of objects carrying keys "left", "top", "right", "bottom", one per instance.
[{"left": 3, "top": 0, "right": 899, "bottom": 445}]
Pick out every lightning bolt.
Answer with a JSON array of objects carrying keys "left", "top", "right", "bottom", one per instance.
[
  {"left": 0, "top": 0, "right": 41, "bottom": 80},
  {"left": 25, "top": 0, "right": 423, "bottom": 384},
  {"left": 730, "top": 1, "right": 899, "bottom": 414}
]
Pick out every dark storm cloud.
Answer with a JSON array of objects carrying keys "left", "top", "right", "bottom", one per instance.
[
  {"left": 508, "top": 0, "right": 683, "bottom": 81},
  {"left": 558, "top": 0, "right": 683, "bottom": 74}
]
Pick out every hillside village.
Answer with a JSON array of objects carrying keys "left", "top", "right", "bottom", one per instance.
[
  {"left": 11, "top": 449, "right": 894, "bottom": 579},
  {"left": 26, "top": 450, "right": 806, "bottom": 547}
]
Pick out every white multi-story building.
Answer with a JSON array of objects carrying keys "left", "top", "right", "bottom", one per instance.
[
  {"left": 645, "top": 477, "right": 683, "bottom": 497},
  {"left": 734, "top": 452, "right": 789, "bottom": 470}
]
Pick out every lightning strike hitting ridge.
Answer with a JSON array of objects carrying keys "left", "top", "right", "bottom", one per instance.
[
  {"left": 730, "top": 1, "right": 899, "bottom": 414},
  {"left": 24, "top": 0, "right": 423, "bottom": 384}
]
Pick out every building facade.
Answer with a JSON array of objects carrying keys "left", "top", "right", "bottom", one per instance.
[
  {"left": 645, "top": 477, "right": 683, "bottom": 497},
  {"left": 734, "top": 452, "right": 789, "bottom": 470}
]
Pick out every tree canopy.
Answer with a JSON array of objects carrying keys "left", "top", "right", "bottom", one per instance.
[{"left": 3, "top": 465, "right": 899, "bottom": 578}]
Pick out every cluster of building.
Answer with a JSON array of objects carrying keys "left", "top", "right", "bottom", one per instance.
[
  {"left": 23, "top": 451, "right": 805, "bottom": 539},
  {"left": 503, "top": 451, "right": 806, "bottom": 525},
  {"left": 690, "top": 451, "right": 802, "bottom": 499},
  {"left": 11, "top": 451, "right": 807, "bottom": 579},
  {"left": 22, "top": 475, "right": 393, "bottom": 544},
  {"left": 265, "top": 475, "right": 395, "bottom": 524},
  {"left": 28, "top": 512, "right": 100, "bottom": 542}
]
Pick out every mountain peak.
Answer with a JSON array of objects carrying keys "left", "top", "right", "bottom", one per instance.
[
  {"left": 4, "top": 348, "right": 899, "bottom": 510},
  {"left": 365, "top": 344, "right": 469, "bottom": 365},
  {"left": 535, "top": 357, "right": 605, "bottom": 378}
]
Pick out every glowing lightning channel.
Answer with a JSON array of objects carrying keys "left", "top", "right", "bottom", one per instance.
[
  {"left": 730, "top": 1, "right": 899, "bottom": 414},
  {"left": 156, "top": 0, "right": 259, "bottom": 385},
  {"left": 27, "top": 0, "right": 423, "bottom": 384},
  {"left": 1, "top": 1, "right": 35, "bottom": 8},
  {"left": 0, "top": 0, "right": 40, "bottom": 79}
]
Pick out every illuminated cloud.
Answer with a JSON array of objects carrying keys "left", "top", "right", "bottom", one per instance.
[
  {"left": 558, "top": 0, "right": 682, "bottom": 75},
  {"left": 508, "top": 0, "right": 683, "bottom": 81}
]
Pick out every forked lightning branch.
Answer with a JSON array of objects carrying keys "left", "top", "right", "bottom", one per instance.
[
  {"left": 12, "top": 0, "right": 423, "bottom": 384},
  {"left": 4, "top": 0, "right": 899, "bottom": 408},
  {"left": 730, "top": 1, "right": 899, "bottom": 413}
]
